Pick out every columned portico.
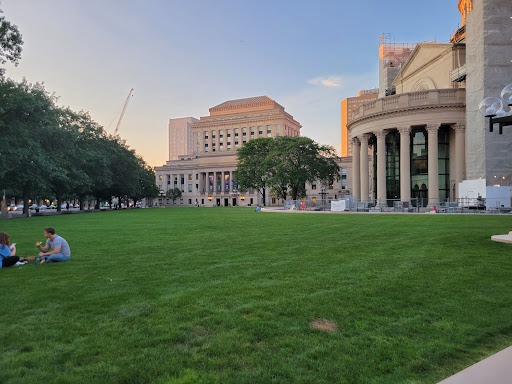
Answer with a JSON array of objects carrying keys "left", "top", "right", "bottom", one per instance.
[
  {"left": 375, "top": 130, "right": 387, "bottom": 207},
  {"left": 398, "top": 126, "right": 412, "bottom": 205},
  {"left": 352, "top": 138, "right": 361, "bottom": 201},
  {"left": 453, "top": 123, "right": 465, "bottom": 197},
  {"left": 427, "top": 124, "right": 440, "bottom": 207},
  {"left": 360, "top": 133, "right": 371, "bottom": 202}
]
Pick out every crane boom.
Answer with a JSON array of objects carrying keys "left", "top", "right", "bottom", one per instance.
[{"left": 114, "top": 88, "right": 134, "bottom": 136}]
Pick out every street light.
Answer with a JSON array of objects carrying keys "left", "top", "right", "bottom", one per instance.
[
  {"left": 479, "top": 83, "right": 512, "bottom": 134},
  {"left": 207, "top": 196, "right": 213, "bottom": 201}
]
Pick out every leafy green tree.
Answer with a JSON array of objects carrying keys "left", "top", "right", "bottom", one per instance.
[
  {"left": 0, "top": 6, "right": 23, "bottom": 76},
  {"left": 0, "top": 78, "right": 59, "bottom": 215},
  {"left": 269, "top": 136, "right": 340, "bottom": 200},
  {"left": 131, "top": 160, "right": 159, "bottom": 207},
  {"left": 235, "top": 137, "right": 273, "bottom": 206},
  {"left": 165, "top": 187, "right": 182, "bottom": 204}
]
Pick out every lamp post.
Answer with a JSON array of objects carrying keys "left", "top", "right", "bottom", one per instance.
[
  {"left": 319, "top": 188, "right": 327, "bottom": 207},
  {"left": 479, "top": 83, "right": 512, "bottom": 134}
]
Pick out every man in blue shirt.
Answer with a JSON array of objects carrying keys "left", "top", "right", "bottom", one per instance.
[{"left": 35, "top": 227, "right": 71, "bottom": 264}]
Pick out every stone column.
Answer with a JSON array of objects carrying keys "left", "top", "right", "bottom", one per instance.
[
  {"left": 398, "top": 126, "right": 412, "bottom": 205},
  {"left": 351, "top": 138, "right": 361, "bottom": 202},
  {"left": 360, "top": 133, "right": 371, "bottom": 203},
  {"left": 427, "top": 124, "right": 440, "bottom": 208},
  {"left": 453, "top": 123, "right": 466, "bottom": 199},
  {"left": 376, "top": 131, "right": 387, "bottom": 207}
]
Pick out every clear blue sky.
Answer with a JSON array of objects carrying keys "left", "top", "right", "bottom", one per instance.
[{"left": 2, "top": 0, "right": 461, "bottom": 166}]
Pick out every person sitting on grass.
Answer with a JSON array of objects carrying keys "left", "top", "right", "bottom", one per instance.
[
  {"left": 35, "top": 227, "right": 71, "bottom": 264},
  {"left": 0, "top": 232, "right": 35, "bottom": 268}
]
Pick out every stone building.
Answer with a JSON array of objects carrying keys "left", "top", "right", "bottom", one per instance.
[
  {"left": 347, "top": 0, "right": 512, "bottom": 208},
  {"left": 155, "top": 96, "right": 350, "bottom": 207}
]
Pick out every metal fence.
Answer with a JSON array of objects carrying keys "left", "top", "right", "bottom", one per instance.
[{"left": 283, "top": 197, "right": 512, "bottom": 214}]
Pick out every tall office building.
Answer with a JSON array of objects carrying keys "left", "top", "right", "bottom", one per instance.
[
  {"left": 168, "top": 117, "right": 199, "bottom": 161},
  {"left": 341, "top": 89, "right": 379, "bottom": 157}
]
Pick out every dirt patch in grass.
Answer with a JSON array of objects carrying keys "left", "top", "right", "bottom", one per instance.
[{"left": 309, "top": 318, "right": 338, "bottom": 332}]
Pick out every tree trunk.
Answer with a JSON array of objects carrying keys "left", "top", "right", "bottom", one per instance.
[
  {"left": 80, "top": 196, "right": 85, "bottom": 211},
  {"left": 23, "top": 189, "right": 30, "bottom": 217},
  {"left": 260, "top": 188, "right": 266, "bottom": 206},
  {"left": 292, "top": 186, "right": 298, "bottom": 201},
  {"left": 56, "top": 194, "right": 62, "bottom": 213},
  {"left": 95, "top": 198, "right": 100, "bottom": 210}
]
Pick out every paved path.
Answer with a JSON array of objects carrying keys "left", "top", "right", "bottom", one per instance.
[{"left": 438, "top": 346, "right": 512, "bottom": 383}]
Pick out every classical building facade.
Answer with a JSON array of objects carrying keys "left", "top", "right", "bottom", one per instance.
[
  {"left": 155, "top": 96, "right": 351, "bottom": 207},
  {"left": 347, "top": 0, "right": 512, "bottom": 209},
  {"left": 348, "top": 43, "right": 467, "bottom": 207}
]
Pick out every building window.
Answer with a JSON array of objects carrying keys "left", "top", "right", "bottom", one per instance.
[
  {"left": 220, "top": 145, "right": 223, "bottom": 151},
  {"left": 212, "top": 130, "right": 216, "bottom": 139},
  {"left": 180, "top": 199, "right": 183, "bottom": 204},
  {"left": 250, "top": 127, "right": 255, "bottom": 137},
  {"left": 159, "top": 175, "right": 162, "bottom": 181},
  {"left": 276, "top": 124, "right": 280, "bottom": 131},
  {"left": 312, "top": 181, "right": 317, "bottom": 190},
  {"left": 188, "top": 199, "right": 192, "bottom": 205},
  {"left": 341, "top": 168, "right": 347, "bottom": 189},
  {"left": 196, "top": 147, "right": 200, "bottom": 153},
  {"left": 227, "top": 129, "right": 231, "bottom": 138},
  {"left": 258, "top": 126, "right": 263, "bottom": 136},
  {"left": 204, "top": 132, "right": 208, "bottom": 140},
  {"left": 219, "top": 130, "right": 223, "bottom": 138},
  {"left": 188, "top": 174, "right": 192, "bottom": 180},
  {"left": 234, "top": 128, "right": 239, "bottom": 137},
  {"left": 242, "top": 127, "right": 247, "bottom": 136},
  {"left": 188, "top": 184, "right": 192, "bottom": 192}
]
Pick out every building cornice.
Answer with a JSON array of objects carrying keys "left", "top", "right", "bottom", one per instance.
[{"left": 347, "top": 104, "right": 466, "bottom": 130}]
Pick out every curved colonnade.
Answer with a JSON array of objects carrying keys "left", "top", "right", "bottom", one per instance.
[{"left": 348, "top": 89, "right": 467, "bottom": 207}]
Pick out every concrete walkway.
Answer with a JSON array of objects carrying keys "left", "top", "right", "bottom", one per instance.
[
  {"left": 438, "top": 346, "right": 512, "bottom": 384},
  {"left": 491, "top": 232, "right": 512, "bottom": 244}
]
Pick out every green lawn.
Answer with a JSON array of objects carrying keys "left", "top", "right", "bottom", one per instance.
[{"left": 1, "top": 208, "right": 511, "bottom": 384}]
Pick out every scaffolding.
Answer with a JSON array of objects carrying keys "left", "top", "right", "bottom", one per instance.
[{"left": 379, "top": 33, "right": 417, "bottom": 68}]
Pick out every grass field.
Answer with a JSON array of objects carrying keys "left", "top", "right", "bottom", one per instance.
[{"left": 1, "top": 208, "right": 511, "bottom": 384}]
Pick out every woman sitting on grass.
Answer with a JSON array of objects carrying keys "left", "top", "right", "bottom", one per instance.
[{"left": 0, "top": 232, "right": 35, "bottom": 268}]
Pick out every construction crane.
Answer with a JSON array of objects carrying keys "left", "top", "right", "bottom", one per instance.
[{"left": 114, "top": 88, "right": 134, "bottom": 136}]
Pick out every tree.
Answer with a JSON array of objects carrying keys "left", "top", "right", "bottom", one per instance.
[
  {"left": 0, "top": 78, "right": 59, "bottom": 215},
  {"left": 269, "top": 136, "right": 340, "bottom": 200},
  {"left": 235, "top": 136, "right": 341, "bottom": 203},
  {"left": 165, "top": 188, "right": 182, "bottom": 204},
  {"left": 0, "top": 6, "right": 23, "bottom": 76},
  {"left": 235, "top": 138, "right": 273, "bottom": 206},
  {"left": 130, "top": 160, "right": 160, "bottom": 207}
]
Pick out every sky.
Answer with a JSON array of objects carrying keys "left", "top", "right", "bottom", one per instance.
[{"left": 2, "top": 0, "right": 461, "bottom": 167}]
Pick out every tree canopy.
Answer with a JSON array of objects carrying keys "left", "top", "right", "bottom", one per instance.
[
  {"left": 0, "top": 6, "right": 23, "bottom": 76},
  {"left": 236, "top": 136, "right": 340, "bottom": 202},
  {"left": 0, "top": 77, "right": 159, "bottom": 215}
]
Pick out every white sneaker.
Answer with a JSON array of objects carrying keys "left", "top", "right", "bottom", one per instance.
[{"left": 15, "top": 261, "right": 27, "bottom": 266}]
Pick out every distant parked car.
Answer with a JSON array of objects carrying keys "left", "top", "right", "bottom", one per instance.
[
  {"left": 29, "top": 204, "right": 39, "bottom": 210},
  {"left": 38, "top": 205, "right": 48, "bottom": 210},
  {"left": 48, "top": 205, "right": 56, "bottom": 209},
  {"left": 16, "top": 204, "right": 24, "bottom": 211}
]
